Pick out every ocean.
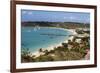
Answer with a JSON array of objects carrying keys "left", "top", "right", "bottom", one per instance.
[{"left": 21, "top": 27, "right": 72, "bottom": 52}]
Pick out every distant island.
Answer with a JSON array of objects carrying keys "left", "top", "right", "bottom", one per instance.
[{"left": 22, "top": 21, "right": 90, "bottom": 29}]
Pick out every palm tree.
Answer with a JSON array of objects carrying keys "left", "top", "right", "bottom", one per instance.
[{"left": 39, "top": 48, "right": 43, "bottom": 53}]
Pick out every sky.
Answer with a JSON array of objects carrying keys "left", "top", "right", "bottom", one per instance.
[{"left": 21, "top": 10, "right": 90, "bottom": 23}]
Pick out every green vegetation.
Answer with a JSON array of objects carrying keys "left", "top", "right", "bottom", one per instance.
[
  {"left": 21, "top": 35, "right": 90, "bottom": 63},
  {"left": 21, "top": 21, "right": 90, "bottom": 62},
  {"left": 21, "top": 48, "right": 35, "bottom": 62},
  {"left": 22, "top": 21, "right": 90, "bottom": 29}
]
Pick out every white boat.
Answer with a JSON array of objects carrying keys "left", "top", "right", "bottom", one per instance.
[{"left": 33, "top": 25, "right": 40, "bottom": 31}]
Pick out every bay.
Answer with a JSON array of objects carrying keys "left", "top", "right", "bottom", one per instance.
[{"left": 21, "top": 27, "right": 72, "bottom": 52}]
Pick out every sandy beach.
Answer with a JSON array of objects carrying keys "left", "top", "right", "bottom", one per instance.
[{"left": 31, "top": 28, "right": 77, "bottom": 57}]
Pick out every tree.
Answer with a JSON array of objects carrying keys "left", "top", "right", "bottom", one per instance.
[
  {"left": 21, "top": 48, "right": 35, "bottom": 62},
  {"left": 39, "top": 48, "right": 43, "bottom": 52}
]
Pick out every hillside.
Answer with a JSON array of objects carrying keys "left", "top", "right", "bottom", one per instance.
[{"left": 21, "top": 21, "right": 90, "bottom": 29}]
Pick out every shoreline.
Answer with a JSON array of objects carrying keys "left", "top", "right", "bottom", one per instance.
[{"left": 31, "top": 28, "right": 77, "bottom": 57}]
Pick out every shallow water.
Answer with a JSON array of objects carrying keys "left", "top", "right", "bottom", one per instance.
[{"left": 21, "top": 27, "right": 72, "bottom": 52}]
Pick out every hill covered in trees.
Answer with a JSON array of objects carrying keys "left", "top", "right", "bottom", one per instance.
[{"left": 21, "top": 21, "right": 90, "bottom": 29}]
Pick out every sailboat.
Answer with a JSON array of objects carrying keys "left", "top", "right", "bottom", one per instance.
[
  {"left": 34, "top": 27, "right": 37, "bottom": 31},
  {"left": 33, "top": 25, "right": 40, "bottom": 31}
]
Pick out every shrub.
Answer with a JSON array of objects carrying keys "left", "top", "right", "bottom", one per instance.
[{"left": 21, "top": 48, "right": 35, "bottom": 62}]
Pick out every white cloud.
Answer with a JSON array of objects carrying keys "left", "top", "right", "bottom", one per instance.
[
  {"left": 22, "top": 11, "right": 33, "bottom": 15},
  {"left": 63, "top": 17, "right": 67, "bottom": 19},
  {"left": 28, "top": 12, "right": 33, "bottom": 15},
  {"left": 22, "top": 11, "right": 27, "bottom": 14},
  {"left": 69, "top": 16, "right": 75, "bottom": 20}
]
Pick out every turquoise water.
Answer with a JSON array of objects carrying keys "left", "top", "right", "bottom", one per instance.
[{"left": 21, "top": 27, "right": 72, "bottom": 52}]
